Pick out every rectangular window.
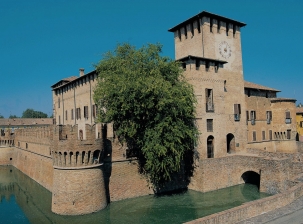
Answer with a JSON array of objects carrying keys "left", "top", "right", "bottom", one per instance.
[
  {"left": 205, "top": 89, "right": 214, "bottom": 112},
  {"left": 234, "top": 104, "right": 241, "bottom": 121},
  {"left": 205, "top": 61, "right": 210, "bottom": 72},
  {"left": 197, "top": 19, "right": 201, "bottom": 33},
  {"left": 266, "top": 111, "right": 272, "bottom": 124},
  {"left": 76, "top": 108, "right": 81, "bottom": 120},
  {"left": 196, "top": 59, "right": 200, "bottom": 70},
  {"left": 251, "top": 111, "right": 256, "bottom": 125},
  {"left": 207, "top": 119, "right": 213, "bottom": 132},
  {"left": 287, "top": 129, "right": 291, "bottom": 139},
  {"left": 71, "top": 109, "right": 74, "bottom": 120},
  {"left": 178, "top": 29, "right": 181, "bottom": 41},
  {"left": 262, "top": 131, "right": 265, "bottom": 141},
  {"left": 84, "top": 106, "right": 89, "bottom": 119},
  {"left": 246, "top": 110, "right": 249, "bottom": 125},
  {"left": 58, "top": 116, "right": 61, "bottom": 125},
  {"left": 65, "top": 110, "right": 68, "bottom": 120},
  {"left": 285, "top": 111, "right": 291, "bottom": 124},
  {"left": 269, "top": 130, "right": 272, "bottom": 140},
  {"left": 215, "top": 62, "right": 219, "bottom": 73},
  {"left": 253, "top": 131, "right": 256, "bottom": 141},
  {"left": 58, "top": 98, "right": 60, "bottom": 108},
  {"left": 92, "top": 105, "right": 96, "bottom": 118},
  {"left": 184, "top": 26, "right": 187, "bottom": 39},
  {"left": 233, "top": 25, "right": 236, "bottom": 37},
  {"left": 210, "top": 19, "right": 213, "bottom": 33},
  {"left": 190, "top": 23, "right": 194, "bottom": 36},
  {"left": 217, "top": 21, "right": 221, "bottom": 33}
]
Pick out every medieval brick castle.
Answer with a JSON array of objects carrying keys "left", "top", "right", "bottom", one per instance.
[{"left": 1, "top": 11, "right": 303, "bottom": 221}]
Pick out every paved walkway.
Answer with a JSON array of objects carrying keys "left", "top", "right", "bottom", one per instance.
[{"left": 237, "top": 195, "right": 303, "bottom": 224}]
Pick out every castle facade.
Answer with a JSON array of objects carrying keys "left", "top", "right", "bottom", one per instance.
[{"left": 0, "top": 11, "right": 302, "bottom": 218}]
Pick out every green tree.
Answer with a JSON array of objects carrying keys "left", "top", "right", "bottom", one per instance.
[
  {"left": 0, "top": 114, "right": 4, "bottom": 118},
  {"left": 94, "top": 43, "right": 198, "bottom": 186},
  {"left": 22, "top": 109, "right": 48, "bottom": 118},
  {"left": 9, "top": 115, "right": 18, "bottom": 118}
]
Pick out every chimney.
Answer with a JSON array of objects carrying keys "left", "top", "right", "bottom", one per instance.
[{"left": 79, "top": 68, "right": 85, "bottom": 77}]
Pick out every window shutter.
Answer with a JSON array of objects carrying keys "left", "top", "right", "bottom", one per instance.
[
  {"left": 286, "top": 111, "right": 291, "bottom": 119},
  {"left": 234, "top": 104, "right": 239, "bottom": 114},
  {"left": 246, "top": 111, "right": 249, "bottom": 121}
]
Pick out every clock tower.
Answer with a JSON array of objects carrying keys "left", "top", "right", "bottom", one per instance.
[{"left": 168, "top": 11, "right": 247, "bottom": 158}]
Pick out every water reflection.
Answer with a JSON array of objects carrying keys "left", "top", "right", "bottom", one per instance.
[{"left": 0, "top": 166, "right": 270, "bottom": 224}]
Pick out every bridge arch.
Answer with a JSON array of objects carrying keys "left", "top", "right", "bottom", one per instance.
[{"left": 241, "top": 170, "right": 260, "bottom": 189}]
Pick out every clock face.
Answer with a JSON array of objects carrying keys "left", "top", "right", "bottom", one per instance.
[{"left": 219, "top": 41, "right": 231, "bottom": 59}]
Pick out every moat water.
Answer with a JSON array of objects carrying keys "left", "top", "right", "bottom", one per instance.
[{"left": 0, "top": 166, "right": 270, "bottom": 224}]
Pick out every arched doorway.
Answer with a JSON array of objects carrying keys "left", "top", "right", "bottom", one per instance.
[
  {"left": 241, "top": 171, "right": 260, "bottom": 189},
  {"left": 296, "top": 133, "right": 299, "bottom": 141},
  {"left": 207, "top": 136, "right": 214, "bottom": 158},
  {"left": 226, "top": 133, "right": 235, "bottom": 154}
]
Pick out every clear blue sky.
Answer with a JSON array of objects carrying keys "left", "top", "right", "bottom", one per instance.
[{"left": 1, "top": 0, "right": 302, "bottom": 118}]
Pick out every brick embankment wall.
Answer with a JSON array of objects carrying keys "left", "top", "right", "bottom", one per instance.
[
  {"left": 0, "top": 146, "right": 14, "bottom": 165},
  {"left": 185, "top": 182, "right": 303, "bottom": 224},
  {"left": 105, "top": 160, "right": 153, "bottom": 202},
  {"left": 12, "top": 148, "right": 53, "bottom": 192}
]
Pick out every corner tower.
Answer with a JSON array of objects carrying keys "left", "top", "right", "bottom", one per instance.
[{"left": 169, "top": 12, "right": 247, "bottom": 158}]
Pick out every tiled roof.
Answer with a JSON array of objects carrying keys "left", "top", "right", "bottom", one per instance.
[
  {"left": 271, "top": 98, "right": 296, "bottom": 103},
  {"left": 62, "top": 76, "right": 78, "bottom": 82},
  {"left": 244, "top": 81, "right": 280, "bottom": 92},
  {"left": 296, "top": 107, "right": 303, "bottom": 114}
]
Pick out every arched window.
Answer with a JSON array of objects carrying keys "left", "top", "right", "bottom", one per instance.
[
  {"left": 226, "top": 133, "right": 235, "bottom": 154},
  {"left": 207, "top": 136, "right": 214, "bottom": 158}
]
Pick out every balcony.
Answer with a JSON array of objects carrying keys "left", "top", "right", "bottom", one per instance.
[
  {"left": 251, "top": 119, "right": 255, "bottom": 125},
  {"left": 206, "top": 104, "right": 215, "bottom": 112},
  {"left": 267, "top": 119, "right": 271, "bottom": 124}
]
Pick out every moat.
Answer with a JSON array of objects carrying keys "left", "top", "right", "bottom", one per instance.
[{"left": 0, "top": 166, "right": 270, "bottom": 224}]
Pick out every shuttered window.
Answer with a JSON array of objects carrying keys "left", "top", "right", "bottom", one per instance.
[
  {"left": 285, "top": 111, "right": 291, "bottom": 124},
  {"left": 252, "top": 131, "right": 256, "bottom": 141},
  {"left": 84, "top": 106, "right": 89, "bottom": 119},
  {"left": 71, "top": 109, "right": 74, "bottom": 120},
  {"left": 234, "top": 104, "right": 241, "bottom": 121},
  {"left": 207, "top": 119, "right": 213, "bottom": 132}
]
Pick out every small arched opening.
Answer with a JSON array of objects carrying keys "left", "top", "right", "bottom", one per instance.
[
  {"left": 226, "top": 133, "right": 235, "bottom": 154},
  {"left": 63, "top": 152, "right": 67, "bottom": 166},
  {"left": 93, "top": 150, "right": 101, "bottom": 164},
  {"left": 207, "top": 136, "right": 214, "bottom": 158},
  {"left": 241, "top": 171, "right": 260, "bottom": 189},
  {"left": 296, "top": 133, "right": 299, "bottom": 141}
]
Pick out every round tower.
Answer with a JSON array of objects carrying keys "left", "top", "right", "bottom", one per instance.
[{"left": 51, "top": 148, "right": 107, "bottom": 215}]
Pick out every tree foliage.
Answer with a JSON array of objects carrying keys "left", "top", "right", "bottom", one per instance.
[
  {"left": 9, "top": 115, "right": 18, "bottom": 118},
  {"left": 94, "top": 43, "right": 198, "bottom": 185},
  {"left": 0, "top": 114, "right": 3, "bottom": 119},
  {"left": 22, "top": 109, "right": 48, "bottom": 118}
]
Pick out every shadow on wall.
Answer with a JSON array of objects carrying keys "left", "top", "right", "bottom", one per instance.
[
  {"left": 102, "top": 124, "right": 112, "bottom": 203},
  {"left": 241, "top": 171, "right": 260, "bottom": 190}
]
